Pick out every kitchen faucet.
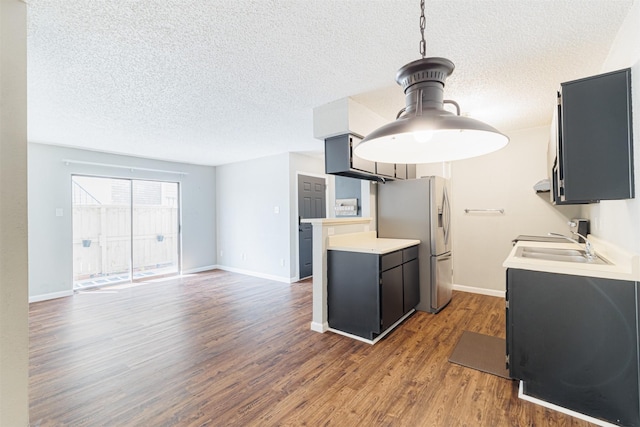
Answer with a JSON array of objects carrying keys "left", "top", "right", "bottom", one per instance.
[{"left": 548, "top": 232, "right": 595, "bottom": 260}]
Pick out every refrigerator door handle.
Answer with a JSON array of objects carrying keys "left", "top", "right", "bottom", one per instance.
[{"left": 442, "top": 185, "right": 451, "bottom": 246}]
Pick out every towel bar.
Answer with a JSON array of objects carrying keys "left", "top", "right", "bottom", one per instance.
[{"left": 464, "top": 208, "right": 504, "bottom": 214}]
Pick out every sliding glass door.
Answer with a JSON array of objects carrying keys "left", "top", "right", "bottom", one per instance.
[
  {"left": 132, "top": 180, "right": 179, "bottom": 280},
  {"left": 72, "top": 176, "right": 180, "bottom": 289}
]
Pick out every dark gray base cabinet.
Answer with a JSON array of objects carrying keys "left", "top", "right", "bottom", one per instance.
[
  {"left": 506, "top": 268, "right": 640, "bottom": 427},
  {"left": 327, "top": 245, "right": 419, "bottom": 340}
]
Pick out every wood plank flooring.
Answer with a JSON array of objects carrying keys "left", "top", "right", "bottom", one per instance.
[{"left": 29, "top": 270, "right": 596, "bottom": 426}]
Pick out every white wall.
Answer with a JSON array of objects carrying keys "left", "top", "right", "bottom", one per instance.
[
  {"left": 216, "top": 152, "right": 325, "bottom": 282},
  {"left": 28, "top": 143, "right": 216, "bottom": 299},
  {"left": 449, "top": 126, "right": 581, "bottom": 292},
  {"left": 0, "top": 0, "right": 29, "bottom": 424},
  {"left": 584, "top": 1, "right": 640, "bottom": 252},
  {"left": 216, "top": 153, "right": 292, "bottom": 281}
]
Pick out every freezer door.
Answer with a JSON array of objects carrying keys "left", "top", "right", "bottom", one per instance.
[
  {"left": 431, "top": 252, "right": 453, "bottom": 312},
  {"left": 377, "top": 179, "right": 431, "bottom": 244},
  {"left": 431, "top": 177, "right": 452, "bottom": 255}
]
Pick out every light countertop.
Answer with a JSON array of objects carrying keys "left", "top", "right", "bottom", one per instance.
[
  {"left": 301, "top": 217, "right": 373, "bottom": 225},
  {"left": 503, "top": 236, "right": 640, "bottom": 281},
  {"left": 328, "top": 231, "right": 420, "bottom": 255}
]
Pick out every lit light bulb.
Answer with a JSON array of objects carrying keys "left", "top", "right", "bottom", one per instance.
[{"left": 413, "top": 130, "right": 434, "bottom": 143}]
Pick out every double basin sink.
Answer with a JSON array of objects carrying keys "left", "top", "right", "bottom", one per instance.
[{"left": 515, "top": 246, "right": 611, "bottom": 265}]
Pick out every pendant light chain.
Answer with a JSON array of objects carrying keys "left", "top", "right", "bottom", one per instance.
[
  {"left": 355, "top": 0, "right": 510, "bottom": 164},
  {"left": 419, "top": 0, "right": 426, "bottom": 58}
]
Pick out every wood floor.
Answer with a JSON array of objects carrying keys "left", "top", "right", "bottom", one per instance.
[{"left": 29, "top": 270, "right": 596, "bottom": 427}]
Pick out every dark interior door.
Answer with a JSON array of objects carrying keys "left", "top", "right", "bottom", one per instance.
[{"left": 298, "top": 174, "right": 326, "bottom": 279}]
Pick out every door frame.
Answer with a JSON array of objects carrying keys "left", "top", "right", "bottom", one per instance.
[{"left": 295, "top": 172, "right": 329, "bottom": 281}]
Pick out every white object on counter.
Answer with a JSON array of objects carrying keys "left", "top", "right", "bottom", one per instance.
[{"left": 503, "top": 235, "right": 640, "bottom": 281}]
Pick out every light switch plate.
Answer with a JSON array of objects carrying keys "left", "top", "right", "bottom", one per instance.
[{"left": 55, "top": 208, "right": 63, "bottom": 217}]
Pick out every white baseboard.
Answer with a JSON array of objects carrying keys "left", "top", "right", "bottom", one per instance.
[
  {"left": 181, "top": 265, "right": 218, "bottom": 274},
  {"left": 310, "top": 321, "right": 328, "bottom": 333},
  {"left": 182, "top": 265, "right": 300, "bottom": 284},
  {"left": 29, "top": 290, "right": 74, "bottom": 303},
  {"left": 453, "top": 283, "right": 505, "bottom": 298},
  {"left": 326, "top": 310, "right": 416, "bottom": 345},
  {"left": 518, "top": 381, "right": 616, "bottom": 427},
  {"left": 215, "top": 265, "right": 291, "bottom": 284},
  {"left": 29, "top": 266, "right": 291, "bottom": 302}
]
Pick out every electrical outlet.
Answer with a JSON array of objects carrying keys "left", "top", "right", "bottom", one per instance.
[
  {"left": 280, "top": 259, "right": 285, "bottom": 267},
  {"left": 220, "top": 250, "right": 223, "bottom": 257},
  {"left": 241, "top": 252, "right": 246, "bottom": 260}
]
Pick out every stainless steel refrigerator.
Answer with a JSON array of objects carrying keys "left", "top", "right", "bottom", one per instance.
[{"left": 377, "top": 176, "right": 453, "bottom": 313}]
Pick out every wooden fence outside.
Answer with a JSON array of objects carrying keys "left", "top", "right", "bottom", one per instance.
[{"left": 73, "top": 205, "right": 179, "bottom": 280}]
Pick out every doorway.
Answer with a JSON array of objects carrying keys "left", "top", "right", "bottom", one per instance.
[
  {"left": 72, "top": 175, "right": 180, "bottom": 289},
  {"left": 298, "top": 174, "right": 326, "bottom": 279}
]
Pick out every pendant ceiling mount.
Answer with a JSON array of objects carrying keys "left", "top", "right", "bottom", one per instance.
[{"left": 353, "top": 2, "right": 509, "bottom": 164}]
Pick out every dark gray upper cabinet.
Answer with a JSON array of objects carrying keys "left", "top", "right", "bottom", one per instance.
[
  {"left": 554, "top": 68, "right": 634, "bottom": 203},
  {"left": 324, "top": 133, "right": 416, "bottom": 182}
]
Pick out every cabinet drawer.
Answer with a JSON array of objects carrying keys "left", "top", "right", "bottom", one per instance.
[
  {"left": 402, "top": 245, "right": 418, "bottom": 262},
  {"left": 381, "top": 250, "right": 402, "bottom": 271}
]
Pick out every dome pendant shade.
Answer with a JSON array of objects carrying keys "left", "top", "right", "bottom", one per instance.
[{"left": 354, "top": 57, "right": 509, "bottom": 164}]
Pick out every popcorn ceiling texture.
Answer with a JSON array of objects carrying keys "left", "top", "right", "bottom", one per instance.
[{"left": 27, "top": 0, "right": 634, "bottom": 166}]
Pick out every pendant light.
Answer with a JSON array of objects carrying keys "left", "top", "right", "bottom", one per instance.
[{"left": 353, "top": 0, "right": 509, "bottom": 164}]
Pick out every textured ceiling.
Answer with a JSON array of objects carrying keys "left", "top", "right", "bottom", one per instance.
[{"left": 27, "top": 0, "right": 634, "bottom": 166}]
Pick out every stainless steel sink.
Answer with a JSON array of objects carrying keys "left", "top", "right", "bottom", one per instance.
[
  {"left": 522, "top": 247, "right": 584, "bottom": 256},
  {"left": 515, "top": 246, "right": 611, "bottom": 265}
]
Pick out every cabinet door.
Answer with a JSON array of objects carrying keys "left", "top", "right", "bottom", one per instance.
[
  {"left": 552, "top": 100, "right": 590, "bottom": 205},
  {"left": 402, "top": 258, "right": 419, "bottom": 313},
  {"left": 381, "top": 265, "right": 404, "bottom": 332},
  {"left": 406, "top": 164, "right": 417, "bottom": 179},
  {"left": 350, "top": 135, "right": 376, "bottom": 174},
  {"left": 508, "top": 269, "right": 639, "bottom": 427},
  {"left": 376, "top": 162, "right": 396, "bottom": 178},
  {"left": 327, "top": 251, "right": 380, "bottom": 339},
  {"left": 560, "top": 68, "right": 634, "bottom": 202}
]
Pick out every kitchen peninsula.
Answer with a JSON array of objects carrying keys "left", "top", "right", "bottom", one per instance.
[
  {"left": 301, "top": 218, "right": 419, "bottom": 343},
  {"left": 328, "top": 231, "right": 419, "bottom": 343}
]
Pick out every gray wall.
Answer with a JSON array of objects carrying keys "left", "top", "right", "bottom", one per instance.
[
  {"left": 28, "top": 143, "right": 216, "bottom": 299},
  {"left": 334, "top": 176, "right": 361, "bottom": 216}
]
